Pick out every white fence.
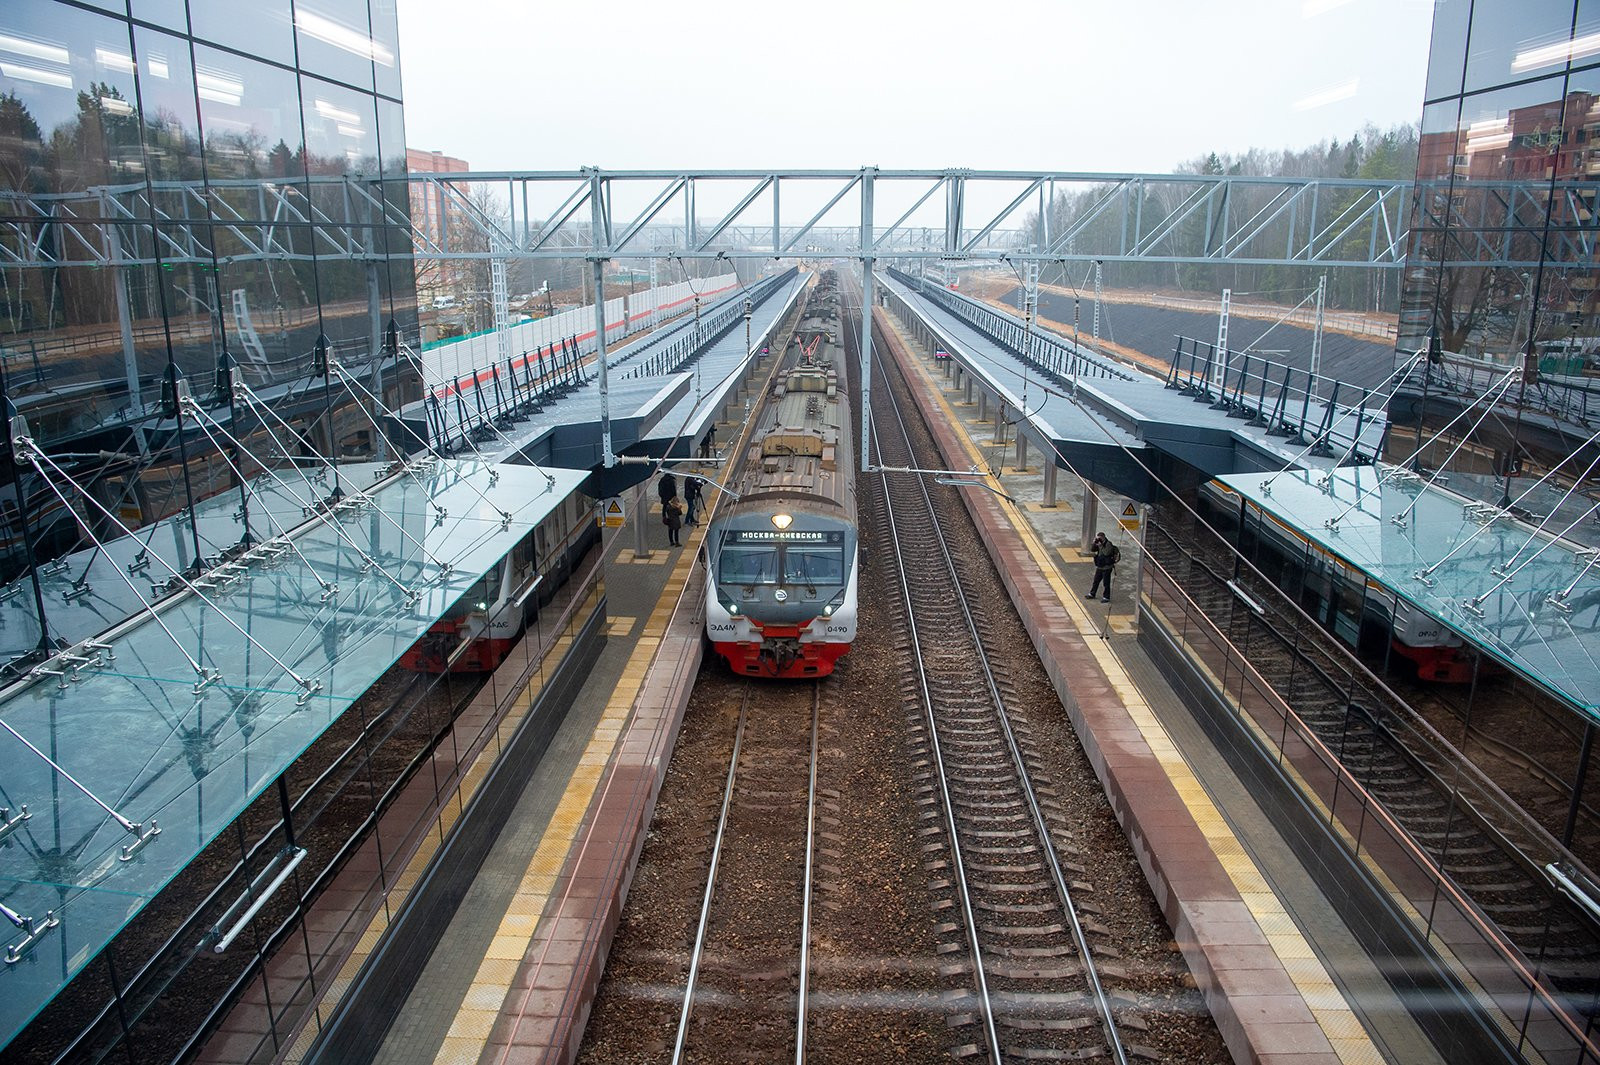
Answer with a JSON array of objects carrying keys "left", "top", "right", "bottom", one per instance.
[{"left": 421, "top": 274, "right": 739, "bottom": 390}]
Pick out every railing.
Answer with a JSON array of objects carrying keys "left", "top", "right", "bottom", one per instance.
[
  {"left": 1411, "top": 353, "right": 1600, "bottom": 431},
  {"left": 1141, "top": 514, "right": 1600, "bottom": 1064},
  {"left": 886, "top": 267, "right": 1133, "bottom": 390},
  {"left": 1165, "top": 334, "right": 1388, "bottom": 461}
]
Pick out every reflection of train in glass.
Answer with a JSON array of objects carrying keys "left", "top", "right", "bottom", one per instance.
[
  {"left": 401, "top": 487, "right": 599, "bottom": 672},
  {"left": 705, "top": 275, "right": 858, "bottom": 678},
  {"left": 1199, "top": 479, "right": 1481, "bottom": 682}
]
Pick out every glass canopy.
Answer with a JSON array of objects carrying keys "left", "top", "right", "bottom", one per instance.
[
  {"left": 1220, "top": 465, "right": 1600, "bottom": 713},
  {"left": 0, "top": 458, "right": 587, "bottom": 1046}
]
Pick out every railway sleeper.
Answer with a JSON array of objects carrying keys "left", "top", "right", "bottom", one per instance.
[
  {"left": 969, "top": 879, "right": 1057, "bottom": 893},
  {"left": 998, "top": 1019, "right": 1097, "bottom": 1036},
  {"left": 993, "top": 944, "right": 1079, "bottom": 958},
  {"left": 972, "top": 899, "right": 1063, "bottom": 914},
  {"left": 987, "top": 962, "right": 1087, "bottom": 982},
  {"left": 979, "top": 921, "right": 1068, "bottom": 937}
]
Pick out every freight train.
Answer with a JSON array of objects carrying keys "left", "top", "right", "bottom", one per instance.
[
  {"left": 705, "top": 274, "right": 859, "bottom": 677},
  {"left": 1198, "top": 478, "right": 1480, "bottom": 682}
]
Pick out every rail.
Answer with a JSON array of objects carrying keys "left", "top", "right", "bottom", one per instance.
[
  {"left": 1138, "top": 522, "right": 1600, "bottom": 1064},
  {"left": 867, "top": 289, "right": 1130, "bottom": 1065}
]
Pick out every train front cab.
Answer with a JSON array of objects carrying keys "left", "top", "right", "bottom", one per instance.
[{"left": 706, "top": 521, "right": 858, "bottom": 678}]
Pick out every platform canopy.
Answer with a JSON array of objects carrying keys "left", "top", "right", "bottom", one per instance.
[
  {"left": 1220, "top": 466, "right": 1600, "bottom": 714},
  {"left": 0, "top": 458, "right": 587, "bottom": 1047}
]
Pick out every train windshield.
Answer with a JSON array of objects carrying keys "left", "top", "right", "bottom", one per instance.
[
  {"left": 783, "top": 545, "right": 844, "bottom": 584},
  {"left": 719, "top": 544, "right": 780, "bottom": 585}
]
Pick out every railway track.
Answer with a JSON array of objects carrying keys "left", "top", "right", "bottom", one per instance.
[
  {"left": 672, "top": 680, "right": 822, "bottom": 1062},
  {"left": 1143, "top": 512, "right": 1600, "bottom": 999},
  {"left": 580, "top": 283, "right": 1222, "bottom": 1065},
  {"left": 858, "top": 295, "right": 1143, "bottom": 1063}
]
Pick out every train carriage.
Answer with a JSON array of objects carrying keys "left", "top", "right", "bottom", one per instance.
[{"left": 1199, "top": 478, "right": 1478, "bottom": 682}]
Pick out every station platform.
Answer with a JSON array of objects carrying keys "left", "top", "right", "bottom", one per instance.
[{"left": 257, "top": 316, "right": 1446, "bottom": 1064}]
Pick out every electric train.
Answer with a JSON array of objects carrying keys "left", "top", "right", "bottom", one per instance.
[{"left": 705, "top": 274, "right": 859, "bottom": 677}]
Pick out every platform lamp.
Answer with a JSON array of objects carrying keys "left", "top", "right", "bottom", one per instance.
[{"left": 1412, "top": 327, "right": 1442, "bottom": 473}]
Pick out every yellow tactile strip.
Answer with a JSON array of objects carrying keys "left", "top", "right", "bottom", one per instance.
[
  {"left": 886, "top": 313, "right": 1381, "bottom": 1065},
  {"left": 435, "top": 521, "right": 707, "bottom": 1064}
]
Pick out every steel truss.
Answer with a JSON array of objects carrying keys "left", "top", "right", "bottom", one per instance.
[{"left": 0, "top": 168, "right": 1484, "bottom": 271}]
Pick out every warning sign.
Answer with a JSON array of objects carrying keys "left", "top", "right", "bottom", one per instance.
[
  {"left": 1118, "top": 502, "right": 1140, "bottom": 532},
  {"left": 599, "top": 498, "right": 626, "bottom": 528}
]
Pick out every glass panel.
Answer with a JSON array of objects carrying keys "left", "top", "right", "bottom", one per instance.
[
  {"left": 374, "top": 96, "right": 419, "bottom": 348},
  {"left": 1409, "top": 77, "right": 1569, "bottom": 358},
  {"left": 1466, "top": 0, "right": 1579, "bottom": 93},
  {"left": 194, "top": 44, "right": 304, "bottom": 182},
  {"left": 295, "top": 0, "right": 385, "bottom": 93},
  {"left": 0, "top": 461, "right": 585, "bottom": 1049},
  {"left": 1424, "top": 0, "right": 1472, "bottom": 101},
  {"left": 188, "top": 0, "right": 294, "bottom": 67},
  {"left": 1532, "top": 66, "right": 1600, "bottom": 363},
  {"left": 134, "top": 25, "right": 202, "bottom": 212},
  {"left": 1220, "top": 466, "right": 1600, "bottom": 712},
  {"left": 0, "top": 2, "right": 144, "bottom": 189},
  {"left": 300, "top": 73, "right": 378, "bottom": 179},
  {"left": 371, "top": 0, "right": 403, "bottom": 100},
  {"left": 130, "top": 0, "right": 191, "bottom": 32}
]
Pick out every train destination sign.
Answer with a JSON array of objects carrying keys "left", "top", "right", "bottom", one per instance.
[{"left": 728, "top": 530, "right": 839, "bottom": 542}]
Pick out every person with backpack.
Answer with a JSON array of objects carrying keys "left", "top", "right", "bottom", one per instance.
[{"left": 1087, "top": 532, "right": 1120, "bottom": 602}]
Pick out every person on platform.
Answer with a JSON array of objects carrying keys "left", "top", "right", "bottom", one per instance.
[
  {"left": 663, "top": 495, "right": 684, "bottom": 547},
  {"left": 699, "top": 426, "right": 716, "bottom": 458},
  {"left": 658, "top": 470, "right": 677, "bottom": 508},
  {"left": 683, "top": 476, "right": 702, "bottom": 526},
  {"left": 1087, "top": 532, "right": 1120, "bottom": 603}
]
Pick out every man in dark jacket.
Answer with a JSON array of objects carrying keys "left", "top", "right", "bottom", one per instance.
[
  {"left": 683, "top": 476, "right": 702, "bottom": 525},
  {"left": 658, "top": 471, "right": 677, "bottom": 507},
  {"left": 1087, "top": 532, "right": 1119, "bottom": 602}
]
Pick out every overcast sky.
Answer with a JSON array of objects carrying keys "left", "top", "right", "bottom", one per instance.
[{"left": 395, "top": 0, "right": 1437, "bottom": 174}]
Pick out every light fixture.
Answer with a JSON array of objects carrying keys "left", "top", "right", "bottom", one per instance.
[
  {"left": 771, "top": 513, "right": 793, "bottom": 530},
  {"left": 0, "top": 62, "right": 71, "bottom": 89},
  {"left": 314, "top": 98, "right": 361, "bottom": 125},
  {"left": 0, "top": 33, "right": 68, "bottom": 65},
  {"left": 1512, "top": 30, "right": 1600, "bottom": 73},
  {"left": 147, "top": 56, "right": 169, "bottom": 79},
  {"left": 94, "top": 48, "right": 133, "bottom": 73},
  {"left": 296, "top": 10, "right": 395, "bottom": 66},
  {"left": 98, "top": 95, "right": 133, "bottom": 116}
]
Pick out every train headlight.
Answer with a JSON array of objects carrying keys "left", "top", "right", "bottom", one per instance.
[{"left": 771, "top": 513, "right": 793, "bottom": 530}]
